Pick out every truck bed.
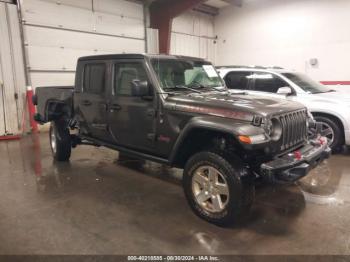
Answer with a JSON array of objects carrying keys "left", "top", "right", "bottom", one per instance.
[{"left": 33, "top": 86, "right": 74, "bottom": 124}]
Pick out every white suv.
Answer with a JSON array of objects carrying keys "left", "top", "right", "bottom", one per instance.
[{"left": 217, "top": 66, "right": 350, "bottom": 151}]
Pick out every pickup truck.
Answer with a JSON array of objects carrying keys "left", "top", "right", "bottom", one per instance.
[{"left": 33, "top": 54, "right": 331, "bottom": 226}]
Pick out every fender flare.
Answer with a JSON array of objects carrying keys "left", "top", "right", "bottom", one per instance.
[
  {"left": 44, "top": 99, "right": 71, "bottom": 122},
  {"left": 310, "top": 109, "right": 349, "bottom": 131},
  {"left": 168, "top": 116, "right": 263, "bottom": 164}
]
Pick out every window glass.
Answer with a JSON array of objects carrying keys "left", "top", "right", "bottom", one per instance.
[
  {"left": 83, "top": 63, "right": 106, "bottom": 94},
  {"left": 114, "top": 62, "right": 148, "bottom": 96},
  {"left": 250, "top": 72, "right": 288, "bottom": 93},
  {"left": 225, "top": 72, "right": 251, "bottom": 90},
  {"left": 275, "top": 76, "right": 289, "bottom": 90},
  {"left": 282, "top": 73, "right": 332, "bottom": 94},
  {"left": 151, "top": 59, "right": 224, "bottom": 91}
]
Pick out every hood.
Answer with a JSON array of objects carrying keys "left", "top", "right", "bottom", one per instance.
[
  {"left": 312, "top": 91, "right": 350, "bottom": 104},
  {"left": 166, "top": 91, "right": 305, "bottom": 121}
]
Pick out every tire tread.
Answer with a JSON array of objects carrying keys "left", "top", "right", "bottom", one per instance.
[
  {"left": 183, "top": 150, "right": 254, "bottom": 226},
  {"left": 50, "top": 120, "right": 71, "bottom": 161}
]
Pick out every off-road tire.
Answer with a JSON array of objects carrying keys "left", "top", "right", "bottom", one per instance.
[
  {"left": 49, "top": 120, "right": 71, "bottom": 161},
  {"left": 183, "top": 151, "right": 255, "bottom": 226}
]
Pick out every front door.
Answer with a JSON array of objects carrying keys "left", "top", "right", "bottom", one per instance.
[
  {"left": 107, "top": 60, "right": 156, "bottom": 153},
  {"left": 248, "top": 72, "right": 291, "bottom": 98},
  {"left": 75, "top": 61, "right": 110, "bottom": 141}
]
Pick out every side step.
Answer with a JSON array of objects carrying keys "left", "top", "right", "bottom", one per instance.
[{"left": 70, "top": 135, "right": 100, "bottom": 148}]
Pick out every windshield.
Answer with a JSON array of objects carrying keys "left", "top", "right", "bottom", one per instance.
[
  {"left": 282, "top": 73, "right": 333, "bottom": 94},
  {"left": 151, "top": 58, "right": 225, "bottom": 92}
]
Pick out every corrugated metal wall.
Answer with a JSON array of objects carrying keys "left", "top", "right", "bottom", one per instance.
[
  {"left": 0, "top": 2, "right": 27, "bottom": 136},
  {"left": 170, "top": 11, "right": 216, "bottom": 63},
  {"left": 21, "top": 0, "right": 146, "bottom": 89},
  {"left": 146, "top": 28, "right": 159, "bottom": 54}
]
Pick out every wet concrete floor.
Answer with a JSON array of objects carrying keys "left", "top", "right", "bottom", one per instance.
[{"left": 0, "top": 133, "right": 350, "bottom": 255}]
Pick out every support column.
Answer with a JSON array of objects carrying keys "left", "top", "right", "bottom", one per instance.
[{"left": 149, "top": 0, "right": 206, "bottom": 54}]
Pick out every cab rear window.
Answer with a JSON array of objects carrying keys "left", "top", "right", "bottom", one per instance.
[{"left": 83, "top": 63, "right": 106, "bottom": 94}]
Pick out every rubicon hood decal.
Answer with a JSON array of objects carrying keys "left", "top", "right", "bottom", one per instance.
[
  {"left": 165, "top": 91, "right": 305, "bottom": 119},
  {"left": 175, "top": 104, "right": 254, "bottom": 121}
]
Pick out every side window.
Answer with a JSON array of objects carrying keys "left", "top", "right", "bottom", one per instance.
[
  {"left": 275, "top": 76, "right": 289, "bottom": 90},
  {"left": 251, "top": 72, "right": 289, "bottom": 93},
  {"left": 225, "top": 72, "right": 251, "bottom": 90},
  {"left": 83, "top": 63, "right": 106, "bottom": 94},
  {"left": 114, "top": 62, "right": 148, "bottom": 96}
]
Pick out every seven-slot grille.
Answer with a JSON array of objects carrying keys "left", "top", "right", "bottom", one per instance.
[{"left": 277, "top": 110, "right": 308, "bottom": 151}]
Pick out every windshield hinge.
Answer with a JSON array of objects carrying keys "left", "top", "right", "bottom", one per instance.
[{"left": 252, "top": 115, "right": 262, "bottom": 126}]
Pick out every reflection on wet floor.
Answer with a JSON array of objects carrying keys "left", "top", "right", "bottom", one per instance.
[
  {"left": 298, "top": 160, "right": 345, "bottom": 205},
  {"left": 0, "top": 133, "right": 350, "bottom": 255}
]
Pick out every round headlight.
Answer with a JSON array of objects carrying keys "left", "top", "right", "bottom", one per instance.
[{"left": 270, "top": 118, "right": 282, "bottom": 141}]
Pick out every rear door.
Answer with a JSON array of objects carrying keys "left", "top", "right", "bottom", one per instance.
[
  {"left": 75, "top": 61, "right": 110, "bottom": 141},
  {"left": 107, "top": 59, "right": 156, "bottom": 152}
]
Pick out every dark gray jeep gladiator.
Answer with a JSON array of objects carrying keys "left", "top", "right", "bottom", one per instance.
[{"left": 33, "top": 54, "right": 330, "bottom": 226}]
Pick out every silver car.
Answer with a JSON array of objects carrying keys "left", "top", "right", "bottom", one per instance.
[{"left": 218, "top": 66, "right": 350, "bottom": 152}]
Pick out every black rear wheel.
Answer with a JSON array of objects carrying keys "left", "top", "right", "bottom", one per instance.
[
  {"left": 183, "top": 151, "right": 254, "bottom": 226},
  {"left": 49, "top": 120, "right": 71, "bottom": 161}
]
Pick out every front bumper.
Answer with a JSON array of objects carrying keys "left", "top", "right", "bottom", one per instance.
[{"left": 260, "top": 138, "right": 331, "bottom": 183}]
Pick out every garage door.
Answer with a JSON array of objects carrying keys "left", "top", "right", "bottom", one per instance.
[
  {"left": 21, "top": 0, "right": 146, "bottom": 89},
  {"left": 0, "top": 60, "right": 4, "bottom": 136},
  {"left": 171, "top": 11, "right": 216, "bottom": 63},
  {"left": 0, "top": 2, "right": 27, "bottom": 136}
]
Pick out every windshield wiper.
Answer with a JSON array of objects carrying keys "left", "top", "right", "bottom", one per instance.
[
  {"left": 157, "top": 91, "right": 177, "bottom": 96},
  {"left": 164, "top": 85, "right": 202, "bottom": 93},
  {"left": 207, "top": 86, "right": 227, "bottom": 92},
  {"left": 189, "top": 83, "right": 227, "bottom": 93}
]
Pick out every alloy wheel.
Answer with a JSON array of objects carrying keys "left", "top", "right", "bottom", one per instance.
[
  {"left": 50, "top": 127, "right": 57, "bottom": 154},
  {"left": 192, "top": 165, "right": 230, "bottom": 213},
  {"left": 317, "top": 121, "right": 335, "bottom": 146}
]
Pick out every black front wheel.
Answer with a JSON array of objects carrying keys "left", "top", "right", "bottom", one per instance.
[
  {"left": 183, "top": 151, "right": 254, "bottom": 226},
  {"left": 49, "top": 121, "right": 71, "bottom": 161}
]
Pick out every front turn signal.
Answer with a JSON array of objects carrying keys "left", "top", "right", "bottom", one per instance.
[
  {"left": 238, "top": 135, "right": 252, "bottom": 144},
  {"left": 239, "top": 134, "right": 266, "bottom": 144}
]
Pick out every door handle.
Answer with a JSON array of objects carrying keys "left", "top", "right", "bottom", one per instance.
[
  {"left": 109, "top": 104, "right": 122, "bottom": 111},
  {"left": 82, "top": 100, "right": 92, "bottom": 106}
]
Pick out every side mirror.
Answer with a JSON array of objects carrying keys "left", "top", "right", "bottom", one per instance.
[
  {"left": 131, "top": 80, "right": 151, "bottom": 97},
  {"left": 277, "top": 86, "right": 292, "bottom": 95}
]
